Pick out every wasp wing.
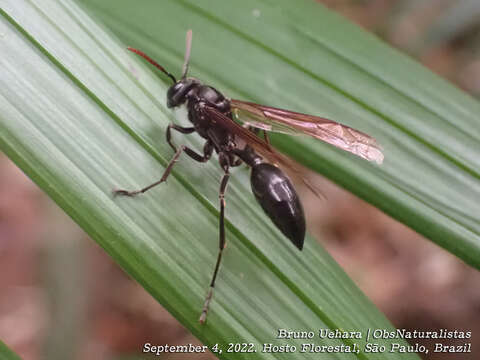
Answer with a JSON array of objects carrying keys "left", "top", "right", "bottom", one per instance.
[
  {"left": 231, "top": 100, "right": 384, "bottom": 164},
  {"left": 201, "top": 105, "right": 324, "bottom": 199}
]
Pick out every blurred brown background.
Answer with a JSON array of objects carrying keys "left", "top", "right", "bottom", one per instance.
[{"left": 1, "top": 0, "right": 479, "bottom": 359}]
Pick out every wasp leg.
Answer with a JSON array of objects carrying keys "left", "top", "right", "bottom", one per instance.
[
  {"left": 166, "top": 124, "right": 195, "bottom": 152},
  {"left": 231, "top": 157, "right": 243, "bottom": 167},
  {"left": 262, "top": 130, "right": 272, "bottom": 149},
  {"left": 199, "top": 153, "right": 230, "bottom": 323},
  {"left": 113, "top": 125, "right": 213, "bottom": 197},
  {"left": 167, "top": 123, "right": 214, "bottom": 162},
  {"left": 245, "top": 126, "right": 271, "bottom": 148}
]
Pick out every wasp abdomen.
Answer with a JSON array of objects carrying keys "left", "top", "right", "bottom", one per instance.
[{"left": 250, "top": 163, "right": 305, "bottom": 250}]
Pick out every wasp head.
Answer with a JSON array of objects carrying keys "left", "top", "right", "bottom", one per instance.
[{"left": 167, "top": 78, "right": 199, "bottom": 108}]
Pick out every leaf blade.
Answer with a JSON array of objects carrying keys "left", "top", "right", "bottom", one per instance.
[
  {"left": 79, "top": 0, "right": 480, "bottom": 268},
  {"left": 1, "top": 0, "right": 420, "bottom": 358}
]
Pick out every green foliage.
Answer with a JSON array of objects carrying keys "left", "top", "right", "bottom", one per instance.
[
  {"left": 2, "top": 0, "right": 479, "bottom": 358},
  {"left": 81, "top": 0, "right": 480, "bottom": 268},
  {"left": 0, "top": 341, "right": 21, "bottom": 360}
]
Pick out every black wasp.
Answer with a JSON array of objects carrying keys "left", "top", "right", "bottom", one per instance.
[{"left": 114, "top": 30, "right": 384, "bottom": 323}]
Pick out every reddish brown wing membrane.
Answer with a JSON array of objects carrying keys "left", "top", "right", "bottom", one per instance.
[
  {"left": 231, "top": 100, "right": 384, "bottom": 164},
  {"left": 202, "top": 105, "right": 324, "bottom": 198}
]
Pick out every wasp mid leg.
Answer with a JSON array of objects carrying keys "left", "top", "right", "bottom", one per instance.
[{"left": 199, "top": 152, "right": 231, "bottom": 323}]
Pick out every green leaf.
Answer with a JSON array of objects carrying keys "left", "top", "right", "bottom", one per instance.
[
  {"left": 80, "top": 0, "right": 480, "bottom": 269},
  {"left": 0, "top": 341, "right": 21, "bottom": 360},
  {"left": 1, "top": 0, "right": 477, "bottom": 358},
  {"left": 3, "top": 1, "right": 412, "bottom": 358}
]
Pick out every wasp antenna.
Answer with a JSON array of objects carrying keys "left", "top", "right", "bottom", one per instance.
[
  {"left": 127, "top": 47, "right": 177, "bottom": 84},
  {"left": 181, "top": 29, "right": 193, "bottom": 79}
]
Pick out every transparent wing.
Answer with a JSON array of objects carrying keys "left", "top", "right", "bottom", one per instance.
[
  {"left": 202, "top": 105, "right": 325, "bottom": 199},
  {"left": 231, "top": 100, "right": 384, "bottom": 164}
]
